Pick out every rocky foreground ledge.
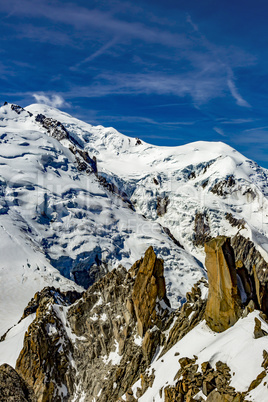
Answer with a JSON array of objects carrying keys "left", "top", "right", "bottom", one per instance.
[{"left": 1, "top": 239, "right": 268, "bottom": 401}]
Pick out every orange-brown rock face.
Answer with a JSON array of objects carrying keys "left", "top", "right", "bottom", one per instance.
[
  {"left": 131, "top": 246, "right": 169, "bottom": 337},
  {"left": 204, "top": 236, "right": 242, "bottom": 332}
]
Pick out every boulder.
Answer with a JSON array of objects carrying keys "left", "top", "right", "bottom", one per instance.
[
  {"left": 262, "top": 350, "right": 268, "bottom": 369},
  {"left": 253, "top": 317, "right": 268, "bottom": 339},
  {"left": 206, "top": 390, "right": 227, "bottom": 401}
]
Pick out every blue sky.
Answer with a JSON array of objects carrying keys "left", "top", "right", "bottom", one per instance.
[{"left": 1, "top": 0, "right": 268, "bottom": 168}]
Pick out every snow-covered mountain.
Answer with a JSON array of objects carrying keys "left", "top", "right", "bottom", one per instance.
[
  {"left": 26, "top": 103, "right": 268, "bottom": 265},
  {"left": 1, "top": 102, "right": 268, "bottom": 329},
  {"left": 0, "top": 103, "right": 205, "bottom": 334},
  {"left": 1, "top": 102, "right": 268, "bottom": 401}
]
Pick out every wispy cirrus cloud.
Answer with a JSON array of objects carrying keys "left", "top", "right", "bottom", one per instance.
[
  {"left": 0, "top": 61, "right": 16, "bottom": 79},
  {"left": 0, "top": 0, "right": 189, "bottom": 48},
  {"left": 0, "top": 0, "right": 256, "bottom": 111},
  {"left": 14, "top": 23, "right": 73, "bottom": 46},
  {"left": 227, "top": 79, "right": 251, "bottom": 108},
  {"left": 96, "top": 114, "right": 195, "bottom": 127},
  {"left": 71, "top": 37, "right": 119, "bottom": 70},
  {"left": 213, "top": 127, "right": 226, "bottom": 136},
  {"left": 62, "top": 71, "right": 226, "bottom": 105},
  {"left": 220, "top": 118, "right": 256, "bottom": 125},
  {"left": 237, "top": 131, "right": 268, "bottom": 144},
  {"left": 187, "top": 15, "right": 252, "bottom": 108}
]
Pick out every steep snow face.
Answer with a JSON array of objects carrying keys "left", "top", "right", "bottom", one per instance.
[
  {"left": 0, "top": 103, "right": 205, "bottom": 335},
  {"left": 26, "top": 103, "right": 268, "bottom": 265}
]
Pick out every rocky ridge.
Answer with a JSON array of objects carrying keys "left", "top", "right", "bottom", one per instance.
[
  {"left": 164, "top": 358, "right": 247, "bottom": 402},
  {"left": 16, "top": 287, "right": 82, "bottom": 401},
  {"left": 1, "top": 239, "right": 268, "bottom": 400},
  {"left": 10, "top": 248, "right": 172, "bottom": 401}
]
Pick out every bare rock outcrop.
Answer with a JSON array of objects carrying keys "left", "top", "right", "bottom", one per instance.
[
  {"left": 67, "top": 266, "right": 144, "bottom": 401},
  {"left": 193, "top": 211, "right": 211, "bottom": 247},
  {"left": 16, "top": 288, "right": 78, "bottom": 402},
  {"left": 204, "top": 236, "right": 242, "bottom": 332},
  {"left": 13, "top": 248, "right": 171, "bottom": 402},
  {"left": 130, "top": 246, "right": 170, "bottom": 337},
  {"left": 231, "top": 234, "right": 268, "bottom": 314},
  {"left": 67, "top": 248, "right": 170, "bottom": 401},
  {"left": 35, "top": 113, "right": 70, "bottom": 141},
  {"left": 210, "top": 174, "right": 236, "bottom": 196},
  {"left": 164, "top": 358, "right": 245, "bottom": 402},
  {"left": 156, "top": 195, "right": 170, "bottom": 216},
  {"left": 0, "top": 363, "right": 36, "bottom": 402},
  {"left": 253, "top": 317, "right": 268, "bottom": 339}
]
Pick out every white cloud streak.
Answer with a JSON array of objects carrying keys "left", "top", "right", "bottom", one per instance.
[
  {"left": 63, "top": 72, "right": 226, "bottom": 104},
  {"left": 32, "top": 93, "right": 70, "bottom": 108},
  {"left": 220, "top": 118, "right": 255, "bottom": 125},
  {"left": 72, "top": 37, "right": 119, "bottom": 70},
  {"left": 97, "top": 114, "right": 195, "bottom": 127},
  {"left": 213, "top": 127, "right": 226, "bottom": 137},
  {"left": 227, "top": 79, "right": 251, "bottom": 108}
]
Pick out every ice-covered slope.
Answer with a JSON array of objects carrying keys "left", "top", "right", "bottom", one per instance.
[
  {"left": 26, "top": 103, "right": 268, "bottom": 265},
  {"left": 0, "top": 103, "right": 205, "bottom": 335}
]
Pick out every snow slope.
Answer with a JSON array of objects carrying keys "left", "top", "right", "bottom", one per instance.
[
  {"left": 0, "top": 314, "right": 35, "bottom": 368},
  {"left": 130, "top": 311, "right": 268, "bottom": 401}
]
